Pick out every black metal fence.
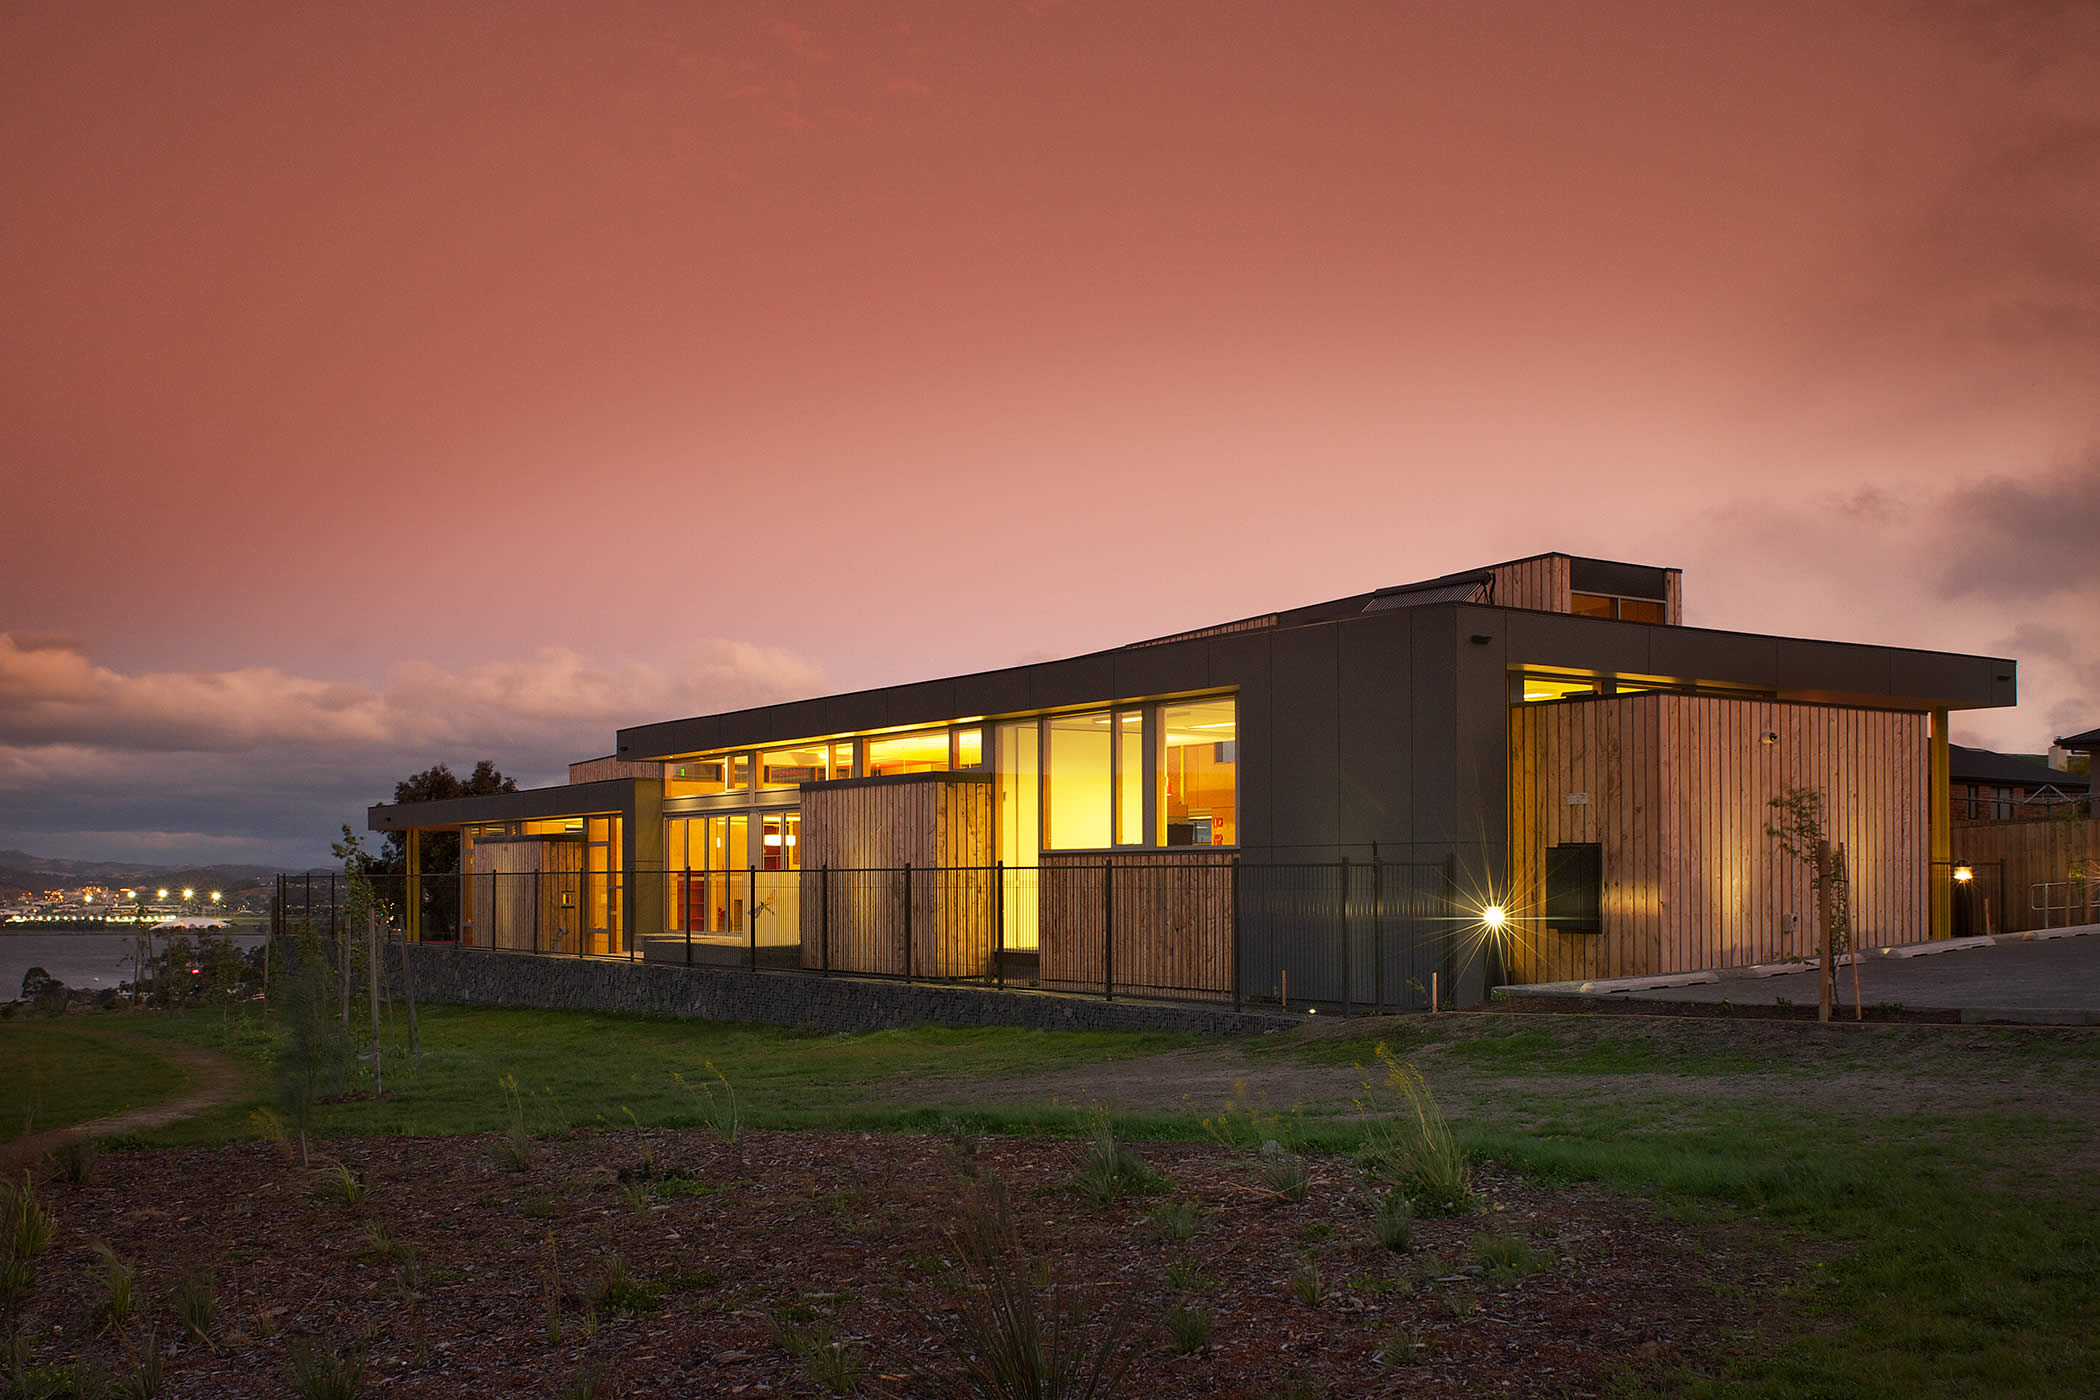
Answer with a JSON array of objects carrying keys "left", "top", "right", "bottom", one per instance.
[{"left": 275, "top": 857, "right": 1474, "bottom": 1013}]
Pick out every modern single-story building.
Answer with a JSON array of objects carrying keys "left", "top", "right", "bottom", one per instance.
[{"left": 368, "top": 553, "right": 2016, "bottom": 1007}]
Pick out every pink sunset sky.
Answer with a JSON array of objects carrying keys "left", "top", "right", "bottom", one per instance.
[{"left": 3, "top": 0, "right": 2096, "bottom": 866}]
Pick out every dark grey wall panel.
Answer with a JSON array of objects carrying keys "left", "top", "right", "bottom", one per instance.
[
  {"left": 1886, "top": 652, "right": 1995, "bottom": 710},
  {"left": 955, "top": 668, "right": 1035, "bottom": 720},
  {"left": 1504, "top": 612, "right": 1652, "bottom": 676},
  {"left": 1112, "top": 637, "right": 1213, "bottom": 700},
  {"left": 1408, "top": 610, "right": 1461, "bottom": 847},
  {"left": 1337, "top": 609, "right": 1413, "bottom": 847},
  {"left": 1267, "top": 625, "right": 1340, "bottom": 850},
  {"left": 1775, "top": 639, "right": 1893, "bottom": 698},
  {"left": 1027, "top": 654, "right": 1118, "bottom": 712},
  {"left": 1209, "top": 630, "right": 1274, "bottom": 851},
  {"left": 876, "top": 680, "right": 957, "bottom": 730},
  {"left": 1646, "top": 628, "right": 1779, "bottom": 688}
]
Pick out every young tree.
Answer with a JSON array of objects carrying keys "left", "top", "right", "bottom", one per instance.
[
  {"left": 1767, "top": 787, "right": 1858, "bottom": 1021},
  {"left": 275, "top": 926, "right": 349, "bottom": 1166}
]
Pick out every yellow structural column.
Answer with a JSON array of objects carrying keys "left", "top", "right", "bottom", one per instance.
[
  {"left": 1930, "top": 709, "right": 1952, "bottom": 941},
  {"left": 405, "top": 828, "right": 422, "bottom": 943}
]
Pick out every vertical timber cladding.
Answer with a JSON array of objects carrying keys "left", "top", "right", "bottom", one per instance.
[
  {"left": 796, "top": 773, "right": 995, "bottom": 977},
  {"left": 1490, "top": 555, "right": 1572, "bottom": 612},
  {"left": 1507, "top": 694, "right": 1930, "bottom": 982},
  {"left": 1037, "top": 852, "right": 1235, "bottom": 1001},
  {"left": 469, "top": 838, "right": 585, "bottom": 953},
  {"left": 1952, "top": 816, "right": 2100, "bottom": 934}
]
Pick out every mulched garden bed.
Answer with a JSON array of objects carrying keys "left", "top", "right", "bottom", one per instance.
[{"left": 7, "top": 1128, "right": 1800, "bottom": 1397}]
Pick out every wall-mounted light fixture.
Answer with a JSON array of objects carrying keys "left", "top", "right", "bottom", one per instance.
[
  {"left": 1760, "top": 731, "right": 1778, "bottom": 745},
  {"left": 1954, "top": 865, "right": 1973, "bottom": 884},
  {"left": 1469, "top": 634, "right": 1493, "bottom": 645},
  {"left": 1481, "top": 903, "right": 1508, "bottom": 931}
]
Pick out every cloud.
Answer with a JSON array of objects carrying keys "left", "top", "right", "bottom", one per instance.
[
  {"left": 0, "top": 636, "right": 822, "bottom": 755},
  {"left": 0, "top": 639, "right": 826, "bottom": 864},
  {"left": 1679, "top": 457, "right": 2100, "bottom": 751},
  {"left": 1937, "top": 452, "right": 2100, "bottom": 600}
]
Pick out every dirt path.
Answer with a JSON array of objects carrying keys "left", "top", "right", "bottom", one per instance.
[{"left": 1, "top": 1036, "right": 249, "bottom": 1168}]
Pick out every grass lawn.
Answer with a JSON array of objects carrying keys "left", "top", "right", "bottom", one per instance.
[
  {"left": 112, "top": 1003, "right": 1201, "bottom": 1145},
  {"left": 11, "top": 1002, "right": 2100, "bottom": 1396},
  {"left": 0, "top": 1018, "right": 192, "bottom": 1138}
]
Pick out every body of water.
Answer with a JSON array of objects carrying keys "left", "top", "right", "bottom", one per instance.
[{"left": 3, "top": 931, "right": 268, "bottom": 1000}]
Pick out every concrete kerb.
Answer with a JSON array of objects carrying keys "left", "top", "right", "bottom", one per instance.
[{"left": 1497, "top": 922, "right": 2100, "bottom": 1027}]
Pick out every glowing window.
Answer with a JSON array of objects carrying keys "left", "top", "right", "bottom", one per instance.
[
  {"left": 1045, "top": 713, "right": 1112, "bottom": 849},
  {"left": 865, "top": 729, "right": 950, "bottom": 777},
  {"left": 760, "top": 745, "right": 828, "bottom": 789},
  {"left": 1158, "top": 697, "right": 1236, "bottom": 847}
]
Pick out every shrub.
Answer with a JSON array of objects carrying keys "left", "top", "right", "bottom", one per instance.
[
  {"left": 286, "top": 1340, "right": 365, "bottom": 1400},
  {"left": 1071, "top": 1118, "right": 1170, "bottom": 1207},
  {"left": 1, "top": 1173, "right": 56, "bottom": 1294},
  {"left": 94, "top": 1243, "right": 135, "bottom": 1330},
  {"left": 1357, "top": 1049, "right": 1475, "bottom": 1216},
  {"left": 923, "top": 1175, "right": 1155, "bottom": 1399},
  {"left": 54, "top": 1138, "right": 97, "bottom": 1186},
  {"left": 493, "top": 1074, "right": 533, "bottom": 1172},
  {"left": 1371, "top": 1190, "right": 1412, "bottom": 1253},
  {"left": 312, "top": 1161, "right": 367, "bottom": 1207},
  {"left": 172, "top": 1270, "right": 216, "bottom": 1348},
  {"left": 1162, "top": 1261, "right": 1215, "bottom": 1292},
  {"left": 1378, "top": 1327, "right": 1427, "bottom": 1367},
  {"left": 674, "top": 1063, "right": 741, "bottom": 1144},
  {"left": 771, "top": 1309, "right": 865, "bottom": 1394},
  {"left": 1287, "top": 1262, "right": 1324, "bottom": 1307},
  {"left": 1473, "top": 1233, "right": 1550, "bottom": 1285},
  {"left": 554, "top": 1365, "right": 611, "bottom": 1400},
  {"left": 1165, "top": 1303, "right": 1212, "bottom": 1355},
  {"left": 124, "top": 1327, "right": 166, "bottom": 1398},
  {"left": 1148, "top": 1200, "right": 1200, "bottom": 1242},
  {"left": 1258, "top": 1143, "right": 1309, "bottom": 1203}
]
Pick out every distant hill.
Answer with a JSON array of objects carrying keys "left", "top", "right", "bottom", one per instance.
[{"left": 0, "top": 849, "right": 291, "bottom": 887}]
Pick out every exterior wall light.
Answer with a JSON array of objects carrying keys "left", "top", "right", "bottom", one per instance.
[
  {"left": 1954, "top": 866, "right": 1973, "bottom": 883},
  {"left": 1481, "top": 903, "right": 1508, "bottom": 930},
  {"left": 1760, "top": 731, "right": 1778, "bottom": 745}
]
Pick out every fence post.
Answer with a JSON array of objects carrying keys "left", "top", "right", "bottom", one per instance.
[
  {"left": 1339, "top": 856, "right": 1352, "bottom": 1018},
  {"left": 821, "top": 864, "right": 831, "bottom": 976},
  {"left": 684, "top": 874, "right": 693, "bottom": 965},
  {"left": 1103, "top": 858, "right": 1114, "bottom": 1002},
  {"left": 532, "top": 867, "right": 541, "bottom": 953},
  {"left": 749, "top": 864, "right": 759, "bottom": 973},
  {"left": 903, "top": 863, "right": 914, "bottom": 983},
  {"left": 1372, "top": 848, "right": 1385, "bottom": 1016},
  {"left": 1230, "top": 855, "right": 1242, "bottom": 1013},
  {"left": 994, "top": 860, "right": 1005, "bottom": 989}
]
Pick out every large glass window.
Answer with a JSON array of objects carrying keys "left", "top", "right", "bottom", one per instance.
[
  {"left": 1045, "top": 712, "right": 1113, "bottom": 849},
  {"left": 760, "top": 745, "right": 828, "bottom": 789},
  {"left": 865, "top": 729, "right": 950, "bottom": 776},
  {"left": 954, "top": 728, "right": 984, "bottom": 769},
  {"left": 664, "top": 757, "right": 727, "bottom": 797},
  {"left": 1159, "top": 697, "right": 1237, "bottom": 847},
  {"left": 1115, "top": 710, "right": 1144, "bottom": 846},
  {"left": 995, "top": 721, "right": 1040, "bottom": 949},
  {"left": 666, "top": 814, "right": 749, "bottom": 934}
]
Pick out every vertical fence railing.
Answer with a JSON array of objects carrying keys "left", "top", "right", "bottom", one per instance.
[{"left": 276, "top": 859, "right": 1470, "bottom": 1011}]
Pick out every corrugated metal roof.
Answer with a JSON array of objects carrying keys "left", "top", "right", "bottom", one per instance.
[{"left": 1362, "top": 579, "right": 1489, "bottom": 612}]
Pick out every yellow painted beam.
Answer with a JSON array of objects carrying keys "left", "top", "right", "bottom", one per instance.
[{"left": 1930, "top": 709, "right": 1951, "bottom": 941}]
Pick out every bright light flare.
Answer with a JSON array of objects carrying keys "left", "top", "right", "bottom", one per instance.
[
  {"left": 1953, "top": 866, "right": 1973, "bottom": 884},
  {"left": 1481, "top": 903, "right": 1509, "bottom": 930}
]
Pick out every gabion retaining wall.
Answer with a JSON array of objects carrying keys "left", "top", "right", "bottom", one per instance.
[{"left": 401, "top": 944, "right": 1296, "bottom": 1036}]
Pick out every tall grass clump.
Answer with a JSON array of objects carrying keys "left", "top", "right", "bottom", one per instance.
[
  {"left": 171, "top": 1271, "right": 216, "bottom": 1348},
  {"left": 492, "top": 1074, "right": 533, "bottom": 1171},
  {"left": 286, "top": 1340, "right": 365, "bottom": 1400},
  {"left": 94, "top": 1244, "right": 135, "bottom": 1330},
  {"left": 1357, "top": 1047, "right": 1476, "bottom": 1216},
  {"left": 1371, "top": 1189, "right": 1412, "bottom": 1253},
  {"left": 674, "top": 1062, "right": 742, "bottom": 1143},
  {"left": 923, "top": 1175, "right": 1155, "bottom": 1399},
  {"left": 1071, "top": 1116, "right": 1170, "bottom": 1207},
  {"left": 54, "top": 1138, "right": 97, "bottom": 1186},
  {"left": 1, "top": 1173, "right": 57, "bottom": 1294}
]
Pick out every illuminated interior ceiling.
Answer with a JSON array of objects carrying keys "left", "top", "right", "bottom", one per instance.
[
  {"left": 1160, "top": 697, "right": 1237, "bottom": 746},
  {"left": 866, "top": 731, "right": 949, "bottom": 762},
  {"left": 1521, "top": 676, "right": 1599, "bottom": 702}
]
